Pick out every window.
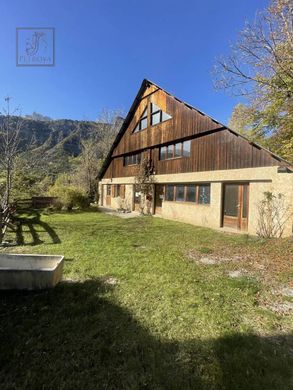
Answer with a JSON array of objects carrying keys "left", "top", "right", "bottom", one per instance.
[
  {"left": 175, "top": 185, "right": 185, "bottom": 202},
  {"left": 165, "top": 185, "right": 175, "bottom": 201},
  {"left": 133, "top": 107, "right": 148, "bottom": 133},
  {"left": 106, "top": 185, "right": 111, "bottom": 196},
  {"left": 167, "top": 144, "right": 174, "bottom": 159},
  {"left": 124, "top": 152, "right": 141, "bottom": 166},
  {"left": 150, "top": 102, "right": 172, "bottom": 126},
  {"left": 164, "top": 183, "right": 210, "bottom": 204},
  {"left": 160, "top": 146, "right": 167, "bottom": 161},
  {"left": 159, "top": 140, "right": 192, "bottom": 160},
  {"left": 183, "top": 140, "right": 191, "bottom": 157},
  {"left": 133, "top": 103, "right": 172, "bottom": 133},
  {"left": 198, "top": 185, "right": 211, "bottom": 204},
  {"left": 175, "top": 143, "right": 182, "bottom": 157},
  {"left": 115, "top": 184, "right": 121, "bottom": 197},
  {"left": 186, "top": 185, "right": 196, "bottom": 202}
]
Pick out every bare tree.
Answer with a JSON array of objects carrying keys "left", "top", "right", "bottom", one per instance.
[
  {"left": 134, "top": 156, "right": 156, "bottom": 215},
  {"left": 213, "top": 0, "right": 293, "bottom": 155},
  {"left": 214, "top": 0, "right": 293, "bottom": 99},
  {"left": 0, "top": 97, "right": 22, "bottom": 207},
  {"left": 72, "top": 109, "right": 123, "bottom": 201}
]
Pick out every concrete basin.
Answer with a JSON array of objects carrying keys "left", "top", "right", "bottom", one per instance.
[{"left": 0, "top": 254, "right": 64, "bottom": 290}]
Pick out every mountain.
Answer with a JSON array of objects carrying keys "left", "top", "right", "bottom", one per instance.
[{"left": 17, "top": 117, "right": 99, "bottom": 156}]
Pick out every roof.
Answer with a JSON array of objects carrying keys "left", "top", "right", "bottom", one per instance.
[{"left": 98, "top": 79, "right": 291, "bottom": 179}]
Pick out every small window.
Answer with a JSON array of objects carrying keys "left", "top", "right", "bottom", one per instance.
[
  {"left": 198, "top": 184, "right": 210, "bottom": 204},
  {"left": 183, "top": 140, "right": 191, "bottom": 157},
  {"left": 175, "top": 143, "right": 182, "bottom": 157},
  {"left": 160, "top": 146, "right": 167, "bottom": 160},
  {"left": 175, "top": 185, "right": 185, "bottom": 202},
  {"left": 162, "top": 111, "right": 172, "bottom": 121},
  {"left": 106, "top": 185, "right": 111, "bottom": 196},
  {"left": 167, "top": 145, "right": 174, "bottom": 159},
  {"left": 186, "top": 185, "right": 196, "bottom": 202},
  {"left": 140, "top": 117, "right": 147, "bottom": 130},
  {"left": 151, "top": 111, "right": 161, "bottom": 125},
  {"left": 165, "top": 185, "right": 175, "bottom": 201},
  {"left": 115, "top": 185, "right": 121, "bottom": 197},
  {"left": 124, "top": 152, "right": 141, "bottom": 166},
  {"left": 133, "top": 107, "right": 148, "bottom": 133}
]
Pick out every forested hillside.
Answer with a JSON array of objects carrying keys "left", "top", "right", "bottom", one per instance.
[{"left": 0, "top": 113, "right": 123, "bottom": 202}]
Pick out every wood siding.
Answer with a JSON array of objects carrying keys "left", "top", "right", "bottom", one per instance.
[
  {"left": 104, "top": 129, "right": 281, "bottom": 178},
  {"left": 112, "top": 87, "right": 222, "bottom": 157},
  {"left": 101, "top": 80, "right": 287, "bottom": 180}
]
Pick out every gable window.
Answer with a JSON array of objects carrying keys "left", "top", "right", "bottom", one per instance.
[
  {"left": 133, "top": 102, "right": 172, "bottom": 133},
  {"left": 159, "top": 140, "right": 192, "bottom": 160},
  {"left": 124, "top": 152, "right": 141, "bottom": 166},
  {"left": 150, "top": 103, "right": 172, "bottom": 126},
  {"left": 164, "top": 183, "right": 210, "bottom": 205},
  {"left": 133, "top": 107, "right": 148, "bottom": 133}
]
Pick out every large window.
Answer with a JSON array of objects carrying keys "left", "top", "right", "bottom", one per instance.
[
  {"left": 160, "top": 140, "right": 192, "bottom": 160},
  {"left": 133, "top": 103, "right": 172, "bottom": 133},
  {"left": 124, "top": 152, "right": 141, "bottom": 166},
  {"left": 164, "top": 183, "right": 211, "bottom": 204}
]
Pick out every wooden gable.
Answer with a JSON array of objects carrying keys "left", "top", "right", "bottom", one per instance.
[
  {"left": 99, "top": 79, "right": 289, "bottom": 179},
  {"left": 112, "top": 85, "right": 222, "bottom": 157}
]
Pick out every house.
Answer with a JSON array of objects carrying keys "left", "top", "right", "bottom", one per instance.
[{"left": 98, "top": 79, "right": 293, "bottom": 236}]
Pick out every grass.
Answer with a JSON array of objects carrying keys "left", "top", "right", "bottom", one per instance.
[{"left": 0, "top": 209, "right": 292, "bottom": 389}]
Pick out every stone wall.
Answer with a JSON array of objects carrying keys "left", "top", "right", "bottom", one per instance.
[{"left": 99, "top": 166, "right": 293, "bottom": 237}]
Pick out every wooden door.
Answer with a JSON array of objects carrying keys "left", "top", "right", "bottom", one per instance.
[
  {"left": 223, "top": 183, "right": 249, "bottom": 230},
  {"left": 105, "top": 185, "right": 111, "bottom": 206},
  {"left": 155, "top": 185, "right": 164, "bottom": 214}
]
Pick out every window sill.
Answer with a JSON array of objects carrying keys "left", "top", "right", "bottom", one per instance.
[
  {"left": 163, "top": 200, "right": 210, "bottom": 206},
  {"left": 159, "top": 155, "right": 191, "bottom": 161}
]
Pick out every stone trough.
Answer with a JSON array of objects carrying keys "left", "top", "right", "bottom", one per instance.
[{"left": 0, "top": 254, "right": 64, "bottom": 290}]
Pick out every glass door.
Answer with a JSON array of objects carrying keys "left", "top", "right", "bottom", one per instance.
[{"left": 223, "top": 183, "right": 249, "bottom": 230}]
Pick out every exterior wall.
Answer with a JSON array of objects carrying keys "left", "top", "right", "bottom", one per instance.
[
  {"left": 100, "top": 183, "right": 134, "bottom": 211},
  {"left": 99, "top": 166, "right": 293, "bottom": 237},
  {"left": 104, "top": 129, "right": 283, "bottom": 179}
]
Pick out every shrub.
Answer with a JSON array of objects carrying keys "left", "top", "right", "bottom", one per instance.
[
  {"left": 49, "top": 175, "right": 90, "bottom": 211},
  {"left": 256, "top": 191, "right": 290, "bottom": 238}
]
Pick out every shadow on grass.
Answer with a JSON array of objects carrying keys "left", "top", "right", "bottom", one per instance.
[
  {"left": 0, "top": 279, "right": 292, "bottom": 389},
  {"left": 14, "top": 210, "right": 61, "bottom": 246}
]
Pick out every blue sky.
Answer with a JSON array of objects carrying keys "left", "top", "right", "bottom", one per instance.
[{"left": 0, "top": 0, "right": 268, "bottom": 124}]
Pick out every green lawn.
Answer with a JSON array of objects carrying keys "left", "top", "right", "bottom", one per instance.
[{"left": 0, "top": 210, "right": 292, "bottom": 389}]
